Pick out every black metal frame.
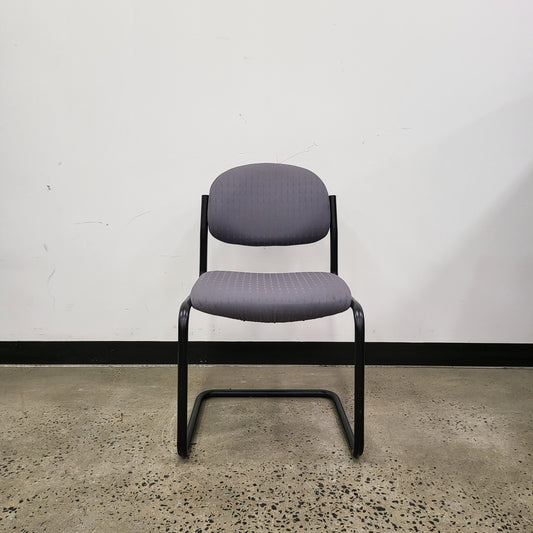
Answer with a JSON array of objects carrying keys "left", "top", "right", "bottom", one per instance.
[{"left": 178, "top": 194, "right": 365, "bottom": 457}]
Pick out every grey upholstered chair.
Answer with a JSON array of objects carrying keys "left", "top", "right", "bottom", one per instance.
[{"left": 178, "top": 163, "right": 365, "bottom": 457}]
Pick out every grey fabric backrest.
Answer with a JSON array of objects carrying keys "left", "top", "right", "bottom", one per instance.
[{"left": 208, "top": 163, "right": 331, "bottom": 246}]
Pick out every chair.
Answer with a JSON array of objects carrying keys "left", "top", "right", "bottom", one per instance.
[{"left": 177, "top": 163, "right": 365, "bottom": 457}]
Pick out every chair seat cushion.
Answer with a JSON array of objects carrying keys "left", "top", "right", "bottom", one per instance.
[{"left": 190, "top": 271, "right": 352, "bottom": 323}]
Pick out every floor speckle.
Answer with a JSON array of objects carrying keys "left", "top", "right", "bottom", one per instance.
[{"left": 0, "top": 365, "right": 531, "bottom": 531}]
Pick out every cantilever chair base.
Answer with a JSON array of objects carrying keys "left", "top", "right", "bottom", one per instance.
[
  {"left": 184, "top": 388, "right": 359, "bottom": 457},
  {"left": 177, "top": 297, "right": 365, "bottom": 459}
]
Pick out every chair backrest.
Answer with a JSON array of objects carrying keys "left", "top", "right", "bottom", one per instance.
[{"left": 207, "top": 163, "right": 331, "bottom": 246}]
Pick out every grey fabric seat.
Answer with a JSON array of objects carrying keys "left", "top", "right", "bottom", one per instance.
[{"left": 191, "top": 270, "right": 352, "bottom": 323}]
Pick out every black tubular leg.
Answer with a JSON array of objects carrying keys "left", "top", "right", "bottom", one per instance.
[
  {"left": 351, "top": 298, "right": 365, "bottom": 457},
  {"left": 177, "top": 297, "right": 192, "bottom": 457},
  {"left": 178, "top": 297, "right": 364, "bottom": 458}
]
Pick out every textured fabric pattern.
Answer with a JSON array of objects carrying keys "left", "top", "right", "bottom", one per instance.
[
  {"left": 208, "top": 163, "right": 331, "bottom": 246},
  {"left": 190, "top": 271, "right": 352, "bottom": 323}
]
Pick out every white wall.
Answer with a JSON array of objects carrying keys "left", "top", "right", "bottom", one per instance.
[{"left": 1, "top": 1, "right": 532, "bottom": 342}]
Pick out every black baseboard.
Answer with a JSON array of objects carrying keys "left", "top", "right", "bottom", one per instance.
[{"left": 0, "top": 341, "right": 531, "bottom": 366}]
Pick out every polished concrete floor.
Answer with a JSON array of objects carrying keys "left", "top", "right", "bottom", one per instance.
[{"left": 0, "top": 365, "right": 532, "bottom": 532}]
